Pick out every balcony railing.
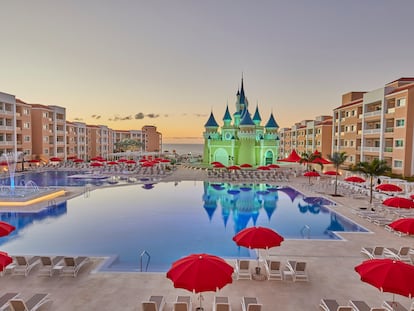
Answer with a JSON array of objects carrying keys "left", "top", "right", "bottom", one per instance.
[
  {"left": 364, "top": 128, "right": 381, "bottom": 135},
  {"left": 387, "top": 107, "right": 395, "bottom": 114},
  {"left": 384, "top": 147, "right": 393, "bottom": 152},
  {"left": 364, "top": 110, "right": 382, "bottom": 118},
  {"left": 361, "top": 147, "right": 380, "bottom": 153},
  {"left": 385, "top": 127, "right": 394, "bottom": 133}
]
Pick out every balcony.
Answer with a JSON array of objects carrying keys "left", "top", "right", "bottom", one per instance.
[
  {"left": 364, "top": 128, "right": 381, "bottom": 135},
  {"left": 385, "top": 127, "right": 394, "bottom": 133},
  {"left": 361, "top": 147, "right": 380, "bottom": 153},
  {"left": 384, "top": 147, "right": 393, "bottom": 153},
  {"left": 0, "top": 141, "right": 14, "bottom": 145},
  {"left": 0, "top": 126, "right": 14, "bottom": 131},
  {"left": 387, "top": 107, "right": 395, "bottom": 114},
  {"left": 364, "top": 110, "right": 382, "bottom": 118}
]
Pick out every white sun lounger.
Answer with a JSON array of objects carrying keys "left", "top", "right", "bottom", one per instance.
[
  {"left": 141, "top": 295, "right": 165, "bottom": 311},
  {"left": 349, "top": 300, "right": 386, "bottom": 311},
  {"left": 0, "top": 293, "right": 19, "bottom": 311},
  {"left": 361, "top": 246, "right": 385, "bottom": 259},
  {"left": 9, "top": 293, "right": 51, "bottom": 311},
  {"left": 173, "top": 296, "right": 192, "bottom": 311},
  {"left": 213, "top": 296, "right": 231, "bottom": 311},
  {"left": 12, "top": 256, "right": 40, "bottom": 277},
  {"left": 61, "top": 256, "right": 89, "bottom": 277},
  {"left": 319, "top": 299, "right": 352, "bottom": 311},
  {"left": 241, "top": 297, "right": 262, "bottom": 311},
  {"left": 38, "top": 256, "right": 64, "bottom": 277}
]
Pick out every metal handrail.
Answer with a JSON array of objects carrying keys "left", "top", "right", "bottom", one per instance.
[
  {"left": 301, "top": 225, "right": 311, "bottom": 239},
  {"left": 140, "top": 250, "right": 151, "bottom": 272}
]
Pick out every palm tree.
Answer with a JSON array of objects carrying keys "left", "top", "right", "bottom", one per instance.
[
  {"left": 327, "top": 152, "right": 348, "bottom": 196},
  {"left": 353, "top": 158, "right": 391, "bottom": 204},
  {"left": 299, "top": 151, "right": 323, "bottom": 172}
]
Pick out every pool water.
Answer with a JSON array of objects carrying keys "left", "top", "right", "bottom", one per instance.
[{"left": 0, "top": 181, "right": 368, "bottom": 272}]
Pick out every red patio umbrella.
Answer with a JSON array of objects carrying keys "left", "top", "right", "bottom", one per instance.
[
  {"left": 0, "top": 161, "right": 8, "bottom": 166},
  {"left": 0, "top": 251, "right": 13, "bottom": 272},
  {"left": 376, "top": 184, "right": 403, "bottom": 192},
  {"left": 107, "top": 161, "right": 118, "bottom": 165},
  {"left": 126, "top": 160, "right": 136, "bottom": 165},
  {"left": 141, "top": 161, "right": 154, "bottom": 167},
  {"left": 257, "top": 166, "right": 270, "bottom": 170},
  {"left": 233, "top": 226, "right": 284, "bottom": 272},
  {"left": 49, "top": 157, "right": 61, "bottom": 162},
  {"left": 213, "top": 163, "right": 225, "bottom": 168},
  {"left": 28, "top": 159, "right": 40, "bottom": 163},
  {"left": 160, "top": 159, "right": 170, "bottom": 163},
  {"left": 304, "top": 171, "right": 320, "bottom": 177},
  {"left": 118, "top": 158, "right": 128, "bottom": 163},
  {"left": 267, "top": 164, "right": 280, "bottom": 169},
  {"left": 233, "top": 226, "right": 284, "bottom": 250},
  {"left": 278, "top": 149, "right": 301, "bottom": 163},
  {"left": 227, "top": 165, "right": 240, "bottom": 170},
  {"left": 240, "top": 163, "right": 252, "bottom": 168},
  {"left": 0, "top": 221, "right": 15, "bottom": 237},
  {"left": 382, "top": 197, "right": 414, "bottom": 209},
  {"left": 344, "top": 176, "right": 366, "bottom": 183},
  {"left": 355, "top": 258, "right": 414, "bottom": 298},
  {"left": 312, "top": 157, "right": 332, "bottom": 165},
  {"left": 90, "top": 162, "right": 103, "bottom": 167},
  {"left": 211, "top": 161, "right": 222, "bottom": 165},
  {"left": 388, "top": 218, "right": 414, "bottom": 235},
  {"left": 324, "top": 170, "right": 339, "bottom": 176},
  {"left": 166, "top": 253, "right": 233, "bottom": 309}
]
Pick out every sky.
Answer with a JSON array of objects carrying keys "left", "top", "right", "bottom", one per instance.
[{"left": 1, "top": 1, "right": 414, "bottom": 143}]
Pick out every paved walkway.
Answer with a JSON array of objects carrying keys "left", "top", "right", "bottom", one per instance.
[{"left": 1, "top": 166, "right": 413, "bottom": 310}]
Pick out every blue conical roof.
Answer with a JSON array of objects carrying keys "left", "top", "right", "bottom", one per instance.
[
  {"left": 204, "top": 111, "right": 219, "bottom": 127},
  {"left": 239, "top": 109, "right": 255, "bottom": 126},
  {"left": 252, "top": 105, "right": 261, "bottom": 122},
  {"left": 265, "top": 113, "right": 279, "bottom": 128},
  {"left": 223, "top": 106, "right": 232, "bottom": 122},
  {"left": 239, "top": 78, "right": 246, "bottom": 105}
]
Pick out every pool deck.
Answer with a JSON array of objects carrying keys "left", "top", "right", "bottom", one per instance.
[{"left": 1, "top": 166, "right": 413, "bottom": 310}]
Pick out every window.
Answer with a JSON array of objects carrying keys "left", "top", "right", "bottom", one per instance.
[
  {"left": 395, "top": 139, "right": 404, "bottom": 148},
  {"left": 23, "top": 108, "right": 30, "bottom": 115},
  {"left": 23, "top": 122, "right": 30, "bottom": 129},
  {"left": 396, "top": 119, "right": 405, "bottom": 127},
  {"left": 393, "top": 160, "right": 403, "bottom": 168},
  {"left": 396, "top": 98, "right": 406, "bottom": 107},
  {"left": 24, "top": 136, "right": 30, "bottom": 142},
  {"left": 43, "top": 136, "right": 49, "bottom": 142},
  {"left": 351, "top": 110, "right": 355, "bottom": 116},
  {"left": 44, "top": 149, "right": 49, "bottom": 154},
  {"left": 350, "top": 140, "right": 354, "bottom": 147}
]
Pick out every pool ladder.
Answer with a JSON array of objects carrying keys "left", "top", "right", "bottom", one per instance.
[
  {"left": 301, "top": 225, "right": 311, "bottom": 239},
  {"left": 140, "top": 250, "right": 151, "bottom": 272}
]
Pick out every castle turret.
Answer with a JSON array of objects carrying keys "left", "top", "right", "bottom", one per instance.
[
  {"left": 203, "top": 111, "right": 219, "bottom": 164},
  {"left": 223, "top": 105, "right": 232, "bottom": 126},
  {"left": 252, "top": 105, "right": 261, "bottom": 126},
  {"left": 238, "top": 109, "right": 256, "bottom": 165}
]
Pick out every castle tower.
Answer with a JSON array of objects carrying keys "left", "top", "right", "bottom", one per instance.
[
  {"left": 203, "top": 111, "right": 219, "bottom": 164},
  {"left": 238, "top": 109, "right": 256, "bottom": 165}
]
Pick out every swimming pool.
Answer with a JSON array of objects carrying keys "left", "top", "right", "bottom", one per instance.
[{"left": 0, "top": 181, "right": 368, "bottom": 272}]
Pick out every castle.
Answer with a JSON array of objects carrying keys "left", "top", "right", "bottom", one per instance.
[{"left": 203, "top": 78, "right": 279, "bottom": 166}]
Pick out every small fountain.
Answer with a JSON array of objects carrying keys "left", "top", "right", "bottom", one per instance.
[{"left": 0, "top": 152, "right": 65, "bottom": 207}]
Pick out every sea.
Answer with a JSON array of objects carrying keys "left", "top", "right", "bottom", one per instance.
[{"left": 162, "top": 143, "right": 203, "bottom": 155}]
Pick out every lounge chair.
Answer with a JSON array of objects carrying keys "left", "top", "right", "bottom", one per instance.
[
  {"left": 382, "top": 301, "right": 411, "bottom": 311},
  {"left": 38, "top": 256, "right": 64, "bottom": 277},
  {"left": 9, "top": 293, "right": 51, "bottom": 311},
  {"left": 235, "top": 259, "right": 252, "bottom": 280},
  {"left": 361, "top": 246, "right": 385, "bottom": 259},
  {"left": 265, "top": 260, "right": 283, "bottom": 280},
  {"left": 241, "top": 297, "right": 262, "bottom": 311},
  {"left": 173, "top": 296, "right": 192, "bottom": 311},
  {"left": 61, "top": 256, "right": 89, "bottom": 277},
  {"left": 213, "top": 296, "right": 231, "bottom": 311},
  {"left": 349, "top": 300, "right": 386, "bottom": 311},
  {"left": 12, "top": 256, "right": 40, "bottom": 277},
  {"left": 283, "top": 260, "right": 308, "bottom": 282},
  {"left": 384, "top": 247, "right": 413, "bottom": 264},
  {"left": 141, "top": 295, "right": 165, "bottom": 311},
  {"left": 0, "top": 293, "right": 19, "bottom": 311},
  {"left": 319, "top": 299, "right": 352, "bottom": 311}
]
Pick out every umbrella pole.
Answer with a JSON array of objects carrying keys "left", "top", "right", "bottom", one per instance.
[{"left": 197, "top": 293, "right": 203, "bottom": 310}]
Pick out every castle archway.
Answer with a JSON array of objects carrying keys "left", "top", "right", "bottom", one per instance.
[
  {"left": 264, "top": 150, "right": 274, "bottom": 165},
  {"left": 213, "top": 148, "right": 229, "bottom": 166}
]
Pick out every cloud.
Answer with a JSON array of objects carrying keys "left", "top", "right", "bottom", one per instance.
[
  {"left": 194, "top": 113, "right": 208, "bottom": 117},
  {"left": 91, "top": 115, "right": 101, "bottom": 120},
  {"left": 73, "top": 117, "right": 83, "bottom": 121},
  {"left": 147, "top": 113, "right": 159, "bottom": 118},
  {"left": 134, "top": 113, "right": 144, "bottom": 120}
]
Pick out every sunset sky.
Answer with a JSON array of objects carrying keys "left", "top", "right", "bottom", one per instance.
[{"left": 1, "top": 1, "right": 414, "bottom": 143}]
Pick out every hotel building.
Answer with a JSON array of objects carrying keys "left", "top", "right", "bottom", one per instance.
[
  {"left": 279, "top": 115, "right": 333, "bottom": 160},
  {"left": 333, "top": 77, "right": 414, "bottom": 177},
  {"left": 0, "top": 90, "right": 162, "bottom": 162}
]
